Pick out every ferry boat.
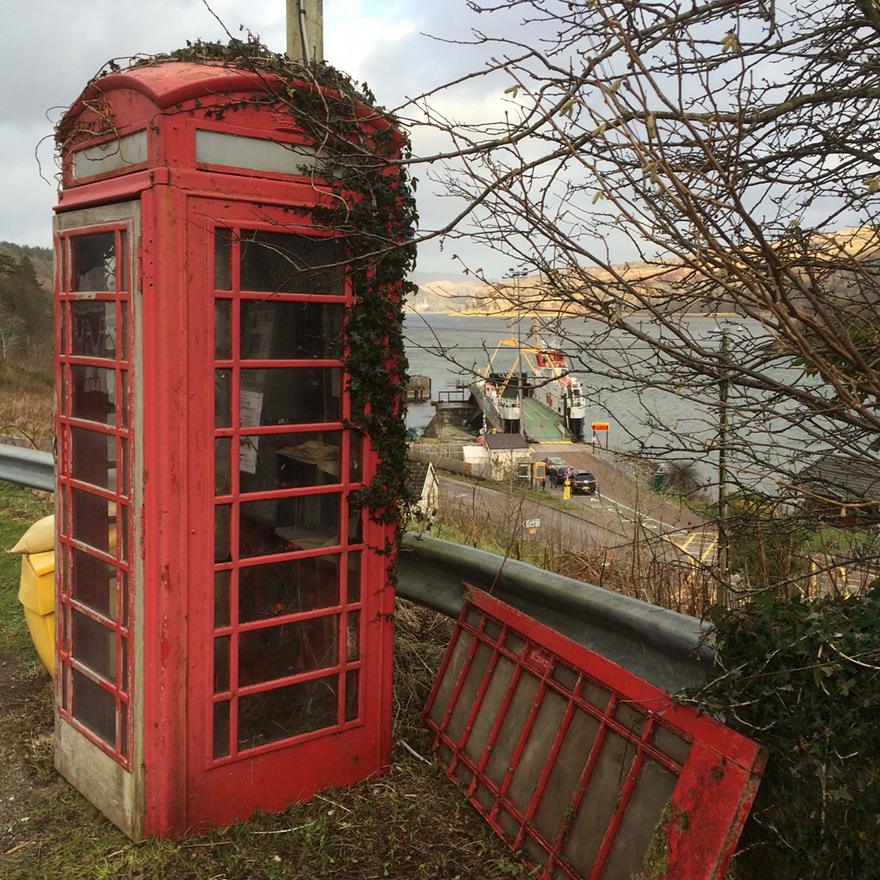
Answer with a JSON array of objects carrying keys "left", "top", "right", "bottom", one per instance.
[
  {"left": 469, "top": 331, "right": 585, "bottom": 440},
  {"left": 529, "top": 335, "right": 586, "bottom": 440},
  {"left": 469, "top": 373, "right": 524, "bottom": 434}
]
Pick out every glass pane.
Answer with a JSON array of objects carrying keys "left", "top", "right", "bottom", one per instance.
[
  {"left": 214, "top": 636, "right": 230, "bottom": 692},
  {"left": 215, "top": 570, "right": 231, "bottom": 628},
  {"left": 239, "top": 554, "right": 340, "bottom": 622},
  {"left": 71, "top": 488, "right": 115, "bottom": 554},
  {"left": 61, "top": 240, "right": 69, "bottom": 293},
  {"left": 215, "top": 369, "right": 231, "bottom": 427},
  {"left": 119, "top": 437, "right": 128, "bottom": 497},
  {"left": 71, "top": 301, "right": 116, "bottom": 358},
  {"left": 121, "top": 638, "right": 128, "bottom": 691},
  {"left": 61, "top": 663, "right": 70, "bottom": 712},
  {"left": 71, "top": 427, "right": 115, "bottom": 491},
  {"left": 346, "top": 611, "right": 360, "bottom": 661},
  {"left": 533, "top": 708, "right": 600, "bottom": 843},
  {"left": 214, "top": 229, "right": 232, "bottom": 290},
  {"left": 197, "top": 130, "right": 319, "bottom": 176},
  {"left": 349, "top": 433, "right": 363, "bottom": 483},
  {"left": 561, "top": 730, "right": 637, "bottom": 874},
  {"left": 345, "top": 670, "right": 359, "bottom": 722},
  {"left": 72, "top": 131, "right": 148, "bottom": 180},
  {"left": 238, "top": 614, "right": 338, "bottom": 686},
  {"left": 119, "top": 230, "right": 129, "bottom": 293},
  {"left": 580, "top": 678, "right": 612, "bottom": 711},
  {"left": 71, "top": 548, "right": 118, "bottom": 618},
  {"left": 71, "top": 365, "right": 116, "bottom": 425},
  {"left": 72, "top": 233, "right": 115, "bottom": 292},
  {"left": 119, "top": 502, "right": 129, "bottom": 562},
  {"left": 119, "top": 300, "right": 128, "bottom": 360},
  {"left": 238, "top": 674, "right": 338, "bottom": 751},
  {"left": 214, "top": 299, "right": 232, "bottom": 359},
  {"left": 506, "top": 689, "right": 567, "bottom": 812},
  {"left": 427, "top": 631, "right": 473, "bottom": 726},
  {"left": 215, "top": 437, "right": 231, "bottom": 495},
  {"left": 240, "top": 493, "right": 339, "bottom": 557},
  {"left": 651, "top": 726, "right": 691, "bottom": 764},
  {"left": 119, "top": 700, "right": 128, "bottom": 756},
  {"left": 614, "top": 702, "right": 648, "bottom": 736},
  {"left": 213, "top": 701, "right": 230, "bottom": 759},
  {"left": 239, "top": 430, "right": 342, "bottom": 493},
  {"left": 61, "top": 302, "right": 69, "bottom": 355},
  {"left": 72, "top": 669, "right": 116, "bottom": 744},
  {"left": 347, "top": 551, "right": 361, "bottom": 602},
  {"left": 348, "top": 506, "right": 363, "bottom": 544},
  {"left": 601, "top": 759, "right": 679, "bottom": 880},
  {"left": 239, "top": 368, "right": 342, "bottom": 425},
  {"left": 72, "top": 610, "right": 116, "bottom": 681},
  {"left": 240, "top": 231, "right": 345, "bottom": 295},
  {"left": 119, "top": 372, "right": 128, "bottom": 429},
  {"left": 462, "top": 656, "right": 515, "bottom": 763},
  {"left": 552, "top": 662, "right": 578, "bottom": 691},
  {"left": 446, "top": 642, "right": 494, "bottom": 744},
  {"left": 485, "top": 672, "right": 541, "bottom": 784},
  {"left": 120, "top": 570, "right": 129, "bottom": 627},
  {"left": 240, "top": 302, "right": 343, "bottom": 360},
  {"left": 215, "top": 504, "right": 231, "bottom": 563}
]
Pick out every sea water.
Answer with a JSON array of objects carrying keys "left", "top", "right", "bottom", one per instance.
[{"left": 402, "top": 313, "right": 816, "bottom": 488}]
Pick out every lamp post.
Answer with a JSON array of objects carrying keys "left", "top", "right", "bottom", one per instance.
[
  {"left": 505, "top": 268, "right": 528, "bottom": 436},
  {"left": 708, "top": 322, "right": 745, "bottom": 607}
]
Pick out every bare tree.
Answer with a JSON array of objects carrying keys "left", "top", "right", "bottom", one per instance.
[{"left": 401, "top": 0, "right": 880, "bottom": 598}]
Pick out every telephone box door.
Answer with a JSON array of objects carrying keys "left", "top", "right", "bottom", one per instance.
[
  {"left": 184, "top": 199, "right": 392, "bottom": 827},
  {"left": 53, "top": 202, "right": 144, "bottom": 832}
]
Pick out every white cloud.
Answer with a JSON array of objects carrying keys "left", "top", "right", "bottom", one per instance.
[{"left": 0, "top": 0, "right": 514, "bottom": 275}]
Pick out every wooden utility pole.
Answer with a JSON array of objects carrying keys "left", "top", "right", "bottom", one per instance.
[
  {"left": 717, "top": 328, "right": 730, "bottom": 607},
  {"left": 286, "top": 0, "right": 324, "bottom": 64}
]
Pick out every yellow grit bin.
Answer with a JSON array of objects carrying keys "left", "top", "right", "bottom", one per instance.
[{"left": 10, "top": 514, "right": 55, "bottom": 678}]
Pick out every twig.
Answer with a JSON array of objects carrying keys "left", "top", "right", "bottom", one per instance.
[
  {"left": 399, "top": 738, "right": 432, "bottom": 765},
  {"left": 250, "top": 821, "right": 317, "bottom": 835},
  {"left": 314, "top": 792, "right": 352, "bottom": 814}
]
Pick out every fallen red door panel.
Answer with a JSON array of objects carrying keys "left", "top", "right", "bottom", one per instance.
[{"left": 423, "top": 588, "right": 765, "bottom": 880}]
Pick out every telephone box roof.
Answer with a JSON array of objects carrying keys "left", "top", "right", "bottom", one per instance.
[{"left": 57, "top": 60, "right": 399, "bottom": 144}]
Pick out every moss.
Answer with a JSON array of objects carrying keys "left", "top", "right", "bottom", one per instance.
[{"left": 635, "top": 801, "right": 689, "bottom": 880}]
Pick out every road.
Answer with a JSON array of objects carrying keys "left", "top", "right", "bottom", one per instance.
[{"left": 438, "top": 441, "right": 717, "bottom": 568}]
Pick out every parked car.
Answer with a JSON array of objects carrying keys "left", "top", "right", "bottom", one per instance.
[
  {"left": 570, "top": 471, "right": 598, "bottom": 495},
  {"left": 543, "top": 457, "right": 576, "bottom": 483}
]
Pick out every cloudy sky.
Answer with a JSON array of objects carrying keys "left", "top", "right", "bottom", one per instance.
[{"left": 0, "top": 0, "right": 513, "bottom": 276}]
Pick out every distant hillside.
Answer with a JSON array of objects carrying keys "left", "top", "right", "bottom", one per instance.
[
  {"left": 0, "top": 242, "right": 53, "bottom": 366},
  {"left": 0, "top": 242, "right": 52, "bottom": 291},
  {"left": 407, "top": 227, "right": 880, "bottom": 317}
]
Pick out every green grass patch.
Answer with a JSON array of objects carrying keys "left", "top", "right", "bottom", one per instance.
[{"left": 0, "top": 480, "right": 52, "bottom": 657}]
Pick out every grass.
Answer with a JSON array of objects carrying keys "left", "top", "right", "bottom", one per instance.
[
  {"left": 0, "top": 481, "right": 52, "bottom": 655},
  {"left": 0, "top": 361, "right": 53, "bottom": 447},
  {"left": 424, "top": 491, "right": 716, "bottom": 618},
  {"left": 0, "top": 480, "right": 531, "bottom": 880},
  {"left": 7, "top": 763, "right": 533, "bottom": 880}
]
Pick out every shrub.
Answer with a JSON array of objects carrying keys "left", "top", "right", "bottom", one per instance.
[{"left": 694, "top": 586, "right": 880, "bottom": 879}]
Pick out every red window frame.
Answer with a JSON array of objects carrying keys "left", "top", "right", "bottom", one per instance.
[
  {"left": 424, "top": 589, "right": 766, "bottom": 880},
  {"left": 55, "top": 225, "right": 135, "bottom": 768},
  {"left": 208, "top": 223, "right": 367, "bottom": 764}
]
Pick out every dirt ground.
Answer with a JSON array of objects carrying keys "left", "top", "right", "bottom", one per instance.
[{"left": 0, "top": 652, "right": 60, "bottom": 854}]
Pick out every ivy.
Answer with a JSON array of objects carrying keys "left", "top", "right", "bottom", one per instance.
[
  {"left": 689, "top": 586, "right": 880, "bottom": 879},
  {"left": 96, "top": 36, "right": 418, "bottom": 556}
]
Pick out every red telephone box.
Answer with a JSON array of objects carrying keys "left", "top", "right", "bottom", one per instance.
[{"left": 53, "top": 60, "right": 401, "bottom": 838}]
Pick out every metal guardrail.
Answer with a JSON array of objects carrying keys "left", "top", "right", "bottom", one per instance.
[
  {"left": 0, "top": 444, "right": 54, "bottom": 493},
  {"left": 398, "top": 533, "right": 712, "bottom": 691},
  {"left": 0, "top": 443, "right": 713, "bottom": 691}
]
